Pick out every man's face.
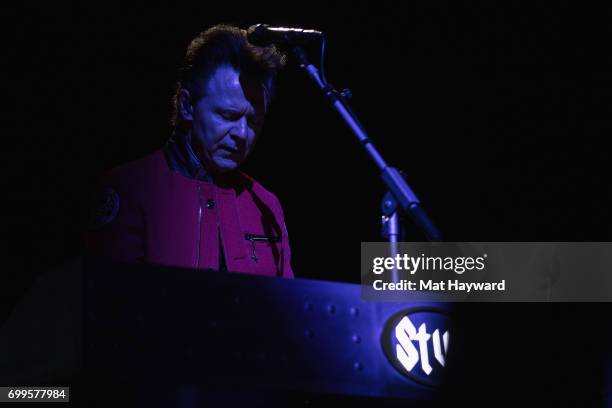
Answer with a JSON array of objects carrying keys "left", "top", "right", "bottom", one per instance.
[{"left": 190, "top": 65, "right": 266, "bottom": 174}]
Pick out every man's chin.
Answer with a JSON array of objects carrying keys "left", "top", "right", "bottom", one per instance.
[{"left": 212, "top": 158, "right": 241, "bottom": 173}]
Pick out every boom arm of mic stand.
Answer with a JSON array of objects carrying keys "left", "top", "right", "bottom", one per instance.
[{"left": 292, "top": 47, "right": 443, "bottom": 241}]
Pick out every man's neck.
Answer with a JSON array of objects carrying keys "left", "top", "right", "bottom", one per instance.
[{"left": 164, "top": 131, "right": 213, "bottom": 182}]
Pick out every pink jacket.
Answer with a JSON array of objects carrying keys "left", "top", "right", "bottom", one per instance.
[{"left": 86, "top": 150, "right": 293, "bottom": 278}]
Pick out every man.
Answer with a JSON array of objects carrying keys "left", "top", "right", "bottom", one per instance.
[{"left": 86, "top": 24, "right": 293, "bottom": 278}]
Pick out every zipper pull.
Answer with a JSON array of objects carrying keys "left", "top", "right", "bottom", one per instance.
[
  {"left": 244, "top": 234, "right": 280, "bottom": 262},
  {"left": 245, "top": 234, "right": 259, "bottom": 262}
]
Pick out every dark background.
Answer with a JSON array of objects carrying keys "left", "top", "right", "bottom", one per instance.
[{"left": 4, "top": 1, "right": 612, "bottom": 405}]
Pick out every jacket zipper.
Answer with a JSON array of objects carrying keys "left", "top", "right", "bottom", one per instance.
[
  {"left": 245, "top": 233, "right": 280, "bottom": 262},
  {"left": 195, "top": 185, "right": 203, "bottom": 268}
]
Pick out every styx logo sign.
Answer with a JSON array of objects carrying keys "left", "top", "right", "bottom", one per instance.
[{"left": 381, "top": 308, "right": 450, "bottom": 387}]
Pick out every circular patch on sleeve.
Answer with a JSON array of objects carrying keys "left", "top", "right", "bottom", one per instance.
[{"left": 89, "top": 187, "right": 120, "bottom": 230}]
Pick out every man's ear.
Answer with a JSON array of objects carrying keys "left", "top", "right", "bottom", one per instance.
[{"left": 178, "top": 89, "right": 194, "bottom": 121}]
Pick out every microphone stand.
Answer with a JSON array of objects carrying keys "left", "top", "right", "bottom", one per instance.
[{"left": 292, "top": 47, "right": 442, "bottom": 281}]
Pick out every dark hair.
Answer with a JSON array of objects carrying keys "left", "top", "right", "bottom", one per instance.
[{"left": 171, "top": 24, "right": 287, "bottom": 131}]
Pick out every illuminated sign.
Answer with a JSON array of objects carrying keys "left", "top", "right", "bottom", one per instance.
[{"left": 381, "top": 308, "right": 450, "bottom": 387}]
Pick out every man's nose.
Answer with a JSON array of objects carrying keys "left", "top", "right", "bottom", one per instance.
[{"left": 232, "top": 117, "right": 248, "bottom": 140}]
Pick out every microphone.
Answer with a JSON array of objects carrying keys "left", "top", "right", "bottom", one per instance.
[{"left": 247, "top": 24, "right": 322, "bottom": 46}]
